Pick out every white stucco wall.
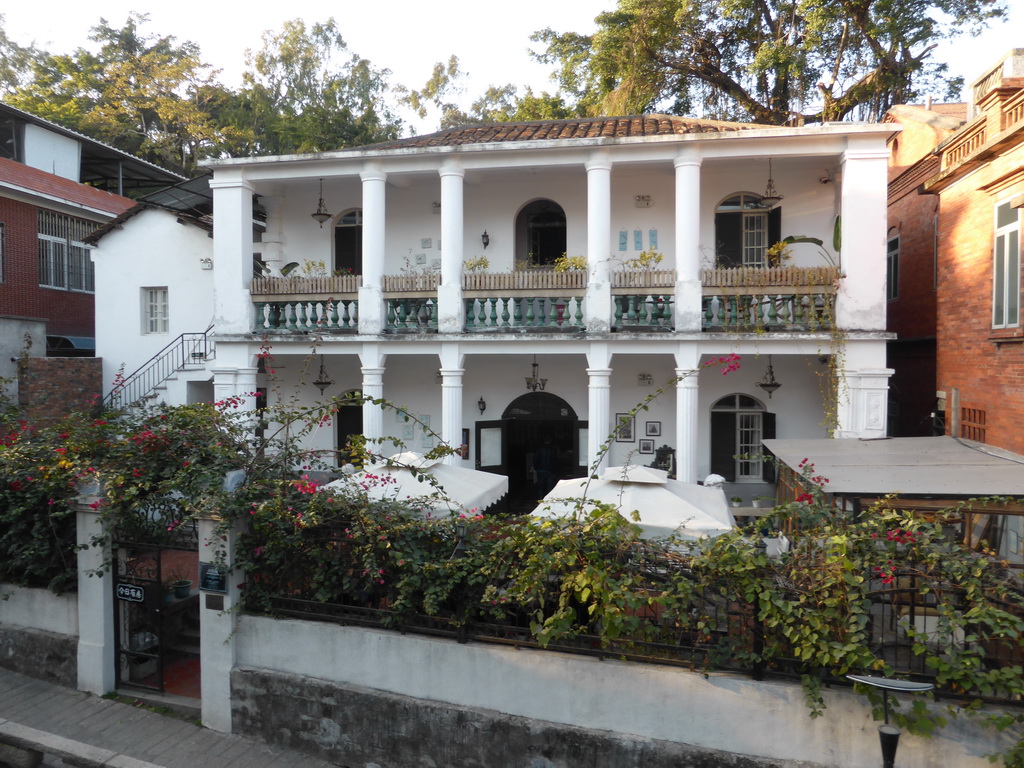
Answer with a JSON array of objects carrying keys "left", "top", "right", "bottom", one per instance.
[
  {"left": 235, "top": 615, "right": 1009, "bottom": 768},
  {"left": 93, "top": 209, "right": 215, "bottom": 395},
  {"left": 0, "top": 583, "right": 77, "bottom": 635},
  {"left": 22, "top": 124, "right": 81, "bottom": 182}
]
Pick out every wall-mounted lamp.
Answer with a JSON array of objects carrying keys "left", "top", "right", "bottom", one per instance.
[
  {"left": 432, "top": 201, "right": 441, "bottom": 214},
  {"left": 311, "top": 178, "right": 332, "bottom": 227},
  {"left": 756, "top": 356, "right": 782, "bottom": 398},
  {"left": 312, "top": 355, "right": 334, "bottom": 395},
  {"left": 481, "top": 231, "right": 490, "bottom": 249},
  {"left": 199, "top": 258, "right": 213, "bottom": 270},
  {"left": 478, "top": 396, "right": 487, "bottom": 414},
  {"left": 638, "top": 373, "right": 653, "bottom": 386}
]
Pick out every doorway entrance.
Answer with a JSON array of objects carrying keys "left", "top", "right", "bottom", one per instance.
[
  {"left": 113, "top": 530, "right": 201, "bottom": 698},
  {"left": 476, "top": 392, "right": 585, "bottom": 513}
]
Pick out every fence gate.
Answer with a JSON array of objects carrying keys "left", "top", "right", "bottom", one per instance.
[{"left": 113, "top": 524, "right": 200, "bottom": 694}]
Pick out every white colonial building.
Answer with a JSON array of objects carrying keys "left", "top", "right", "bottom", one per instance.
[{"left": 91, "top": 115, "right": 895, "bottom": 507}]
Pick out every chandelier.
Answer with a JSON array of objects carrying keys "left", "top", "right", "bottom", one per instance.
[{"left": 525, "top": 355, "right": 547, "bottom": 392}]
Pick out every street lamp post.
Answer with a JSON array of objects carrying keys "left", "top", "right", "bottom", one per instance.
[{"left": 847, "top": 675, "right": 935, "bottom": 768}]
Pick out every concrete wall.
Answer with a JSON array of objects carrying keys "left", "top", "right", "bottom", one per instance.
[
  {"left": 0, "top": 584, "right": 77, "bottom": 687},
  {"left": 22, "top": 124, "right": 81, "bottom": 182},
  {"left": 233, "top": 615, "right": 1009, "bottom": 768}
]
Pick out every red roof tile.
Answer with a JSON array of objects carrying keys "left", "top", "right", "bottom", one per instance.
[{"left": 0, "top": 157, "right": 134, "bottom": 216}]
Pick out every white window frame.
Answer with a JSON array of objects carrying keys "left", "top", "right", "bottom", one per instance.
[
  {"left": 142, "top": 287, "right": 169, "bottom": 335},
  {"left": 993, "top": 200, "right": 1020, "bottom": 329},
  {"left": 886, "top": 236, "right": 899, "bottom": 301}
]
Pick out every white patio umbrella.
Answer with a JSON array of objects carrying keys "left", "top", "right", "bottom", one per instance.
[
  {"left": 532, "top": 464, "right": 734, "bottom": 540},
  {"left": 321, "top": 451, "right": 508, "bottom": 516}
]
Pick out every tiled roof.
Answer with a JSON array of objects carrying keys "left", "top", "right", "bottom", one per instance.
[
  {"left": 0, "top": 157, "right": 134, "bottom": 216},
  {"left": 364, "top": 114, "right": 763, "bottom": 150}
]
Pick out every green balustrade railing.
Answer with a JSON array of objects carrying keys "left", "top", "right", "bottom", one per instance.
[
  {"left": 464, "top": 296, "right": 585, "bottom": 331},
  {"left": 700, "top": 292, "right": 835, "bottom": 331},
  {"left": 385, "top": 297, "right": 438, "bottom": 332},
  {"left": 254, "top": 299, "right": 358, "bottom": 332},
  {"left": 612, "top": 294, "right": 674, "bottom": 329}
]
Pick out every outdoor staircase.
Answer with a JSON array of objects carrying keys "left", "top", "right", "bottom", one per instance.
[{"left": 104, "top": 329, "right": 214, "bottom": 410}]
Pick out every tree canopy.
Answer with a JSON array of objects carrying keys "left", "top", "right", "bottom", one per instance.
[{"left": 531, "top": 0, "right": 1008, "bottom": 124}]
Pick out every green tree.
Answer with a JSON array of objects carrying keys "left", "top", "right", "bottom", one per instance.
[
  {"left": 532, "top": 0, "right": 1007, "bottom": 124},
  {"left": 6, "top": 13, "right": 236, "bottom": 175},
  {"left": 231, "top": 19, "right": 402, "bottom": 155},
  {"left": 0, "top": 14, "right": 43, "bottom": 95}
]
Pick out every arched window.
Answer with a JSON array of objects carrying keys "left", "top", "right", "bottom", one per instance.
[
  {"left": 516, "top": 200, "right": 566, "bottom": 268},
  {"left": 710, "top": 393, "right": 775, "bottom": 481},
  {"left": 714, "top": 193, "right": 780, "bottom": 268},
  {"left": 334, "top": 209, "right": 363, "bottom": 275}
]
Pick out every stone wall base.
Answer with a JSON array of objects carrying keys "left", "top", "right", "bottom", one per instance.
[
  {"left": 231, "top": 667, "right": 824, "bottom": 768},
  {"left": 0, "top": 626, "right": 76, "bottom": 689}
]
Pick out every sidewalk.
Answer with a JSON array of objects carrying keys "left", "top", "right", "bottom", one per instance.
[{"left": 0, "top": 667, "right": 339, "bottom": 768}]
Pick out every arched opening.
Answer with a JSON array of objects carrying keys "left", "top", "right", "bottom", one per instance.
[
  {"left": 515, "top": 200, "right": 566, "bottom": 268},
  {"left": 714, "top": 193, "right": 780, "bottom": 268},
  {"left": 477, "top": 390, "right": 584, "bottom": 513},
  {"left": 334, "top": 209, "right": 363, "bottom": 275},
  {"left": 710, "top": 393, "right": 775, "bottom": 481},
  {"left": 336, "top": 388, "right": 364, "bottom": 465}
]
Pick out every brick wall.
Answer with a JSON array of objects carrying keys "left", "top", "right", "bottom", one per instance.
[
  {"left": 0, "top": 196, "right": 95, "bottom": 337},
  {"left": 936, "top": 141, "right": 1024, "bottom": 454},
  {"left": 18, "top": 357, "right": 102, "bottom": 427}
]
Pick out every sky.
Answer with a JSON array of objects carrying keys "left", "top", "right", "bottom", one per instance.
[{"left": 2, "top": 0, "right": 1022, "bottom": 134}]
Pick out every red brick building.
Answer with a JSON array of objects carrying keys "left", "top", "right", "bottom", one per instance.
[
  {"left": 886, "top": 51, "right": 1024, "bottom": 453},
  {"left": 0, "top": 102, "right": 182, "bottom": 404}
]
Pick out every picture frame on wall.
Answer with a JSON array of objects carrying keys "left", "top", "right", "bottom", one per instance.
[
  {"left": 615, "top": 413, "right": 635, "bottom": 442},
  {"left": 639, "top": 439, "right": 655, "bottom": 454},
  {"left": 646, "top": 421, "right": 661, "bottom": 437}
]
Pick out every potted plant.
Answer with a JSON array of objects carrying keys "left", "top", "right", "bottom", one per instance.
[
  {"left": 730, "top": 496, "right": 743, "bottom": 508},
  {"left": 752, "top": 495, "right": 774, "bottom": 508},
  {"left": 166, "top": 567, "right": 192, "bottom": 599}
]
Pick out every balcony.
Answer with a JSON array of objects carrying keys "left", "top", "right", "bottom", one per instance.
[
  {"left": 700, "top": 267, "right": 840, "bottom": 332},
  {"left": 252, "top": 275, "right": 360, "bottom": 332},
  {"left": 249, "top": 266, "right": 840, "bottom": 336}
]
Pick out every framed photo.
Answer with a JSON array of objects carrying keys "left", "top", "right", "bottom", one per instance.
[
  {"left": 646, "top": 421, "right": 661, "bottom": 437},
  {"left": 615, "top": 413, "right": 635, "bottom": 442},
  {"left": 639, "top": 439, "right": 655, "bottom": 454}
]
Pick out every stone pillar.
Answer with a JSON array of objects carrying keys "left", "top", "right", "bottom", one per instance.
[
  {"left": 674, "top": 372, "right": 700, "bottom": 483},
  {"left": 439, "top": 367, "right": 465, "bottom": 466},
  {"left": 674, "top": 150, "right": 703, "bottom": 331},
  {"left": 360, "top": 343, "right": 386, "bottom": 442},
  {"left": 837, "top": 368, "right": 893, "bottom": 438},
  {"left": 438, "top": 164, "right": 466, "bottom": 333},
  {"left": 359, "top": 165, "right": 387, "bottom": 334},
  {"left": 838, "top": 144, "right": 889, "bottom": 331},
  {"left": 585, "top": 152, "right": 613, "bottom": 332},
  {"left": 76, "top": 485, "right": 115, "bottom": 695},
  {"left": 198, "top": 513, "right": 243, "bottom": 733},
  {"left": 209, "top": 177, "right": 256, "bottom": 335}
]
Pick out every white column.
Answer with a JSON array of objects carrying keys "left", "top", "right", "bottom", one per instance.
[
  {"left": 359, "top": 165, "right": 387, "bottom": 334},
  {"left": 674, "top": 372, "right": 700, "bottom": 483},
  {"left": 838, "top": 144, "right": 889, "bottom": 331},
  {"left": 198, "top": 514, "right": 242, "bottom": 733},
  {"left": 586, "top": 358, "right": 612, "bottom": 473},
  {"left": 76, "top": 495, "right": 114, "bottom": 695},
  {"left": 211, "top": 367, "right": 237, "bottom": 406},
  {"left": 209, "top": 177, "right": 255, "bottom": 335},
  {"left": 360, "top": 344, "right": 386, "bottom": 442},
  {"left": 674, "top": 150, "right": 703, "bottom": 331},
  {"left": 439, "top": 367, "right": 465, "bottom": 466},
  {"left": 585, "top": 152, "right": 613, "bottom": 332},
  {"left": 438, "top": 163, "right": 465, "bottom": 332}
]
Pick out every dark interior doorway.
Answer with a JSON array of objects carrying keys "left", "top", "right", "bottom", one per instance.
[{"left": 336, "top": 389, "right": 363, "bottom": 465}]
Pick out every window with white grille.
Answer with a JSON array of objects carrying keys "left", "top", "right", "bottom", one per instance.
[
  {"left": 37, "top": 211, "right": 95, "bottom": 291},
  {"left": 142, "top": 287, "right": 169, "bottom": 334},
  {"left": 993, "top": 200, "right": 1020, "bottom": 329}
]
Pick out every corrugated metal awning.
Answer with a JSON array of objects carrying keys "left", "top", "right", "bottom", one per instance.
[{"left": 762, "top": 436, "right": 1024, "bottom": 496}]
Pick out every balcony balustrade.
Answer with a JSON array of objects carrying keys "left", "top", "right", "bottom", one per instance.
[
  {"left": 251, "top": 275, "right": 360, "bottom": 332},
  {"left": 700, "top": 266, "right": 840, "bottom": 331},
  {"left": 249, "top": 267, "right": 841, "bottom": 335}
]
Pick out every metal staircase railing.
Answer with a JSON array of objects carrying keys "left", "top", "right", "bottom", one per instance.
[{"left": 104, "top": 329, "right": 214, "bottom": 410}]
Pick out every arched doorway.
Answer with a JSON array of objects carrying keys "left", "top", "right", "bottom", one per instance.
[
  {"left": 334, "top": 209, "right": 363, "bottom": 275},
  {"left": 515, "top": 200, "right": 566, "bottom": 268},
  {"left": 476, "top": 391, "right": 585, "bottom": 512},
  {"left": 709, "top": 393, "right": 776, "bottom": 481}
]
